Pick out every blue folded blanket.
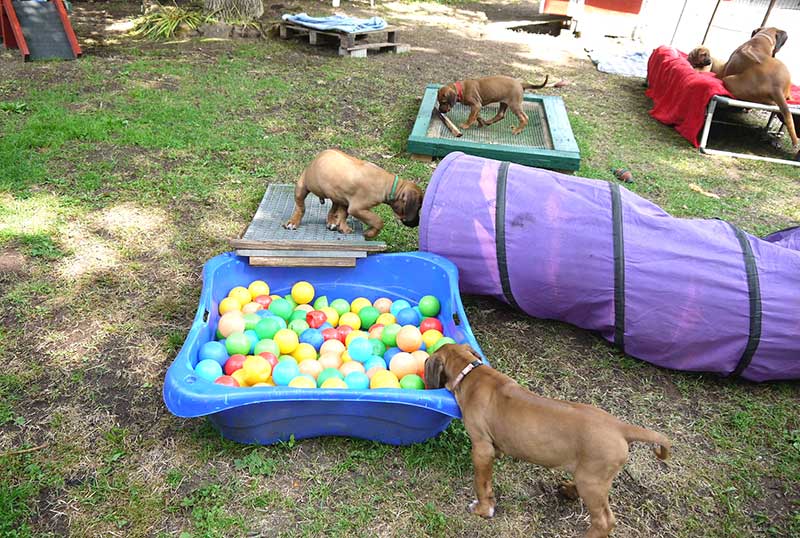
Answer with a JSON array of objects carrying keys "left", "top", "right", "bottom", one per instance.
[{"left": 282, "top": 13, "right": 387, "bottom": 33}]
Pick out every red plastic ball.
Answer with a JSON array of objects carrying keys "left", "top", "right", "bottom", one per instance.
[
  {"left": 259, "top": 352, "right": 279, "bottom": 369},
  {"left": 336, "top": 325, "right": 353, "bottom": 343},
  {"left": 321, "top": 327, "right": 339, "bottom": 341},
  {"left": 224, "top": 354, "right": 247, "bottom": 376},
  {"left": 215, "top": 375, "right": 240, "bottom": 387},
  {"left": 306, "top": 310, "right": 327, "bottom": 329},
  {"left": 254, "top": 295, "right": 272, "bottom": 308},
  {"left": 420, "top": 317, "right": 444, "bottom": 334}
]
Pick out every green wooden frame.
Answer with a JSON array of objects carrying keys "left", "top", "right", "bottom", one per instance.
[{"left": 407, "top": 84, "right": 580, "bottom": 171}]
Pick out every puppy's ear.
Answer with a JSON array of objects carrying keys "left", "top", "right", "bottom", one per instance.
[
  {"left": 774, "top": 30, "right": 788, "bottom": 56},
  {"left": 448, "top": 90, "right": 456, "bottom": 107},
  {"left": 424, "top": 354, "right": 447, "bottom": 389},
  {"left": 401, "top": 187, "right": 421, "bottom": 227}
]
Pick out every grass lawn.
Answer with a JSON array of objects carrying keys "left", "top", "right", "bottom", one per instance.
[{"left": 0, "top": 1, "right": 798, "bottom": 537}]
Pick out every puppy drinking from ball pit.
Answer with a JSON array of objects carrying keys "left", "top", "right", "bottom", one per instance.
[
  {"left": 437, "top": 75, "right": 549, "bottom": 135},
  {"left": 425, "top": 343, "right": 671, "bottom": 538},
  {"left": 283, "top": 149, "right": 422, "bottom": 239}
]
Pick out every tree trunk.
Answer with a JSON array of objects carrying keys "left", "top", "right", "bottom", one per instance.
[{"left": 205, "top": 0, "right": 264, "bottom": 22}]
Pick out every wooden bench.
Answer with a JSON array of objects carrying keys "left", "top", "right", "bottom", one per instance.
[{"left": 278, "top": 21, "right": 409, "bottom": 58}]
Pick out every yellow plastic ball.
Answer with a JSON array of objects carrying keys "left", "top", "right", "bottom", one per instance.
[
  {"left": 291, "top": 281, "right": 315, "bottom": 305},
  {"left": 242, "top": 355, "right": 272, "bottom": 385},
  {"left": 375, "top": 313, "right": 396, "bottom": 326},
  {"left": 248, "top": 280, "right": 270, "bottom": 300},
  {"left": 251, "top": 380, "right": 275, "bottom": 387},
  {"left": 350, "top": 297, "right": 372, "bottom": 314},
  {"left": 219, "top": 296, "right": 242, "bottom": 315},
  {"left": 422, "top": 329, "right": 444, "bottom": 351},
  {"left": 341, "top": 350, "right": 352, "bottom": 363},
  {"left": 270, "top": 294, "right": 282, "bottom": 301},
  {"left": 292, "top": 343, "right": 318, "bottom": 363},
  {"left": 345, "top": 330, "right": 369, "bottom": 347},
  {"left": 321, "top": 377, "right": 348, "bottom": 389},
  {"left": 229, "top": 286, "right": 252, "bottom": 306},
  {"left": 274, "top": 328, "right": 299, "bottom": 354},
  {"left": 320, "top": 306, "right": 339, "bottom": 327},
  {"left": 370, "top": 369, "right": 400, "bottom": 389},
  {"left": 289, "top": 375, "right": 317, "bottom": 389},
  {"left": 231, "top": 369, "right": 249, "bottom": 387},
  {"left": 339, "top": 312, "right": 362, "bottom": 330}
]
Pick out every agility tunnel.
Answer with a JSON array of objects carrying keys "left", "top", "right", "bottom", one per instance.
[{"left": 419, "top": 152, "right": 800, "bottom": 382}]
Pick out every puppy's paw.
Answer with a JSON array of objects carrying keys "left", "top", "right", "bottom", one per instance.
[
  {"left": 338, "top": 224, "right": 353, "bottom": 235},
  {"left": 283, "top": 221, "right": 298, "bottom": 230},
  {"left": 363, "top": 228, "right": 380, "bottom": 239},
  {"left": 459, "top": 123, "right": 471, "bottom": 130},
  {"left": 468, "top": 500, "right": 495, "bottom": 519},
  {"left": 558, "top": 482, "right": 579, "bottom": 501},
  {"left": 511, "top": 128, "right": 523, "bottom": 135}
]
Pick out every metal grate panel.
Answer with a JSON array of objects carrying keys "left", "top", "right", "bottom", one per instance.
[{"left": 13, "top": 1, "right": 75, "bottom": 60}]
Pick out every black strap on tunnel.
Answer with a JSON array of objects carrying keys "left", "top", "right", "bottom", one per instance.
[
  {"left": 610, "top": 183, "right": 626, "bottom": 352},
  {"left": 495, "top": 161, "right": 521, "bottom": 310},
  {"left": 727, "top": 223, "right": 762, "bottom": 378}
]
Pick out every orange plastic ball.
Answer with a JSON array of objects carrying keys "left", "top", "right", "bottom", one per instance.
[
  {"left": 373, "top": 297, "right": 392, "bottom": 314},
  {"left": 320, "top": 339, "right": 345, "bottom": 356},
  {"left": 411, "top": 350, "right": 429, "bottom": 376},
  {"left": 396, "top": 325, "right": 423, "bottom": 352},
  {"left": 368, "top": 324, "right": 384, "bottom": 340},
  {"left": 339, "top": 361, "right": 365, "bottom": 376},
  {"left": 298, "top": 359, "right": 324, "bottom": 379},
  {"left": 241, "top": 302, "right": 263, "bottom": 314},
  {"left": 218, "top": 312, "right": 246, "bottom": 338},
  {"left": 389, "top": 352, "right": 418, "bottom": 379},
  {"left": 319, "top": 352, "right": 343, "bottom": 370}
]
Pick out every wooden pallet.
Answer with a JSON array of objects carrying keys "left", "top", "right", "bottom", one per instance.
[{"left": 278, "top": 21, "right": 409, "bottom": 57}]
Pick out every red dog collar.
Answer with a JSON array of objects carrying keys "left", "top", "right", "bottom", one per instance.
[
  {"left": 451, "top": 359, "right": 482, "bottom": 390},
  {"left": 454, "top": 81, "right": 464, "bottom": 102}
]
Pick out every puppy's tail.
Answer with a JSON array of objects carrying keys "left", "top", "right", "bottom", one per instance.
[
  {"left": 522, "top": 75, "right": 549, "bottom": 90},
  {"left": 623, "top": 425, "right": 671, "bottom": 460}
]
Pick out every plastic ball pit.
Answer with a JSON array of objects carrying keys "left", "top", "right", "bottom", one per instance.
[{"left": 163, "top": 252, "right": 486, "bottom": 446}]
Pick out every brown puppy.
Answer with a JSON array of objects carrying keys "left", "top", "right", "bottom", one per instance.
[
  {"left": 721, "top": 27, "right": 798, "bottom": 154},
  {"left": 687, "top": 46, "right": 726, "bottom": 76},
  {"left": 283, "top": 149, "right": 422, "bottom": 239},
  {"left": 425, "top": 344, "right": 671, "bottom": 538},
  {"left": 437, "top": 75, "right": 549, "bottom": 135}
]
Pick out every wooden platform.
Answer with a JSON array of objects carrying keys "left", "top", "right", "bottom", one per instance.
[
  {"left": 231, "top": 184, "right": 386, "bottom": 267},
  {"left": 278, "top": 21, "right": 409, "bottom": 57}
]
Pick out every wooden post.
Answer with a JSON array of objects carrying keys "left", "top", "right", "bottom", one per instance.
[
  {"left": 702, "top": 0, "right": 722, "bottom": 45},
  {"left": 761, "top": 0, "right": 777, "bottom": 27}
]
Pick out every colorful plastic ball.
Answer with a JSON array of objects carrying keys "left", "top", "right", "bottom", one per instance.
[
  {"left": 254, "top": 295, "right": 272, "bottom": 308},
  {"left": 413, "top": 306, "right": 423, "bottom": 321},
  {"left": 298, "top": 359, "right": 323, "bottom": 379},
  {"left": 214, "top": 375, "right": 239, "bottom": 387},
  {"left": 418, "top": 295, "right": 441, "bottom": 317},
  {"left": 348, "top": 337, "right": 373, "bottom": 363},
  {"left": 390, "top": 352, "right": 418, "bottom": 379},
  {"left": 255, "top": 317, "right": 283, "bottom": 340},
  {"left": 288, "top": 374, "right": 317, "bottom": 389},
  {"left": 429, "top": 337, "right": 456, "bottom": 354},
  {"left": 358, "top": 306, "right": 380, "bottom": 329},
  {"left": 313, "top": 296, "right": 329, "bottom": 310},
  {"left": 400, "top": 374, "right": 425, "bottom": 390},
  {"left": 317, "top": 367, "right": 344, "bottom": 387},
  {"left": 242, "top": 355, "right": 272, "bottom": 385},
  {"left": 306, "top": 310, "right": 327, "bottom": 329},
  {"left": 242, "top": 302, "right": 263, "bottom": 315},
  {"left": 195, "top": 359, "right": 223, "bottom": 382},
  {"left": 329, "top": 298, "right": 350, "bottom": 316},
  {"left": 199, "top": 341, "right": 228, "bottom": 366},
  {"left": 345, "top": 330, "right": 368, "bottom": 348},
  {"left": 368, "top": 324, "right": 384, "bottom": 340},
  {"left": 373, "top": 297, "right": 392, "bottom": 314},
  {"left": 339, "top": 361, "right": 365, "bottom": 376},
  {"left": 366, "top": 366, "right": 386, "bottom": 379},
  {"left": 251, "top": 380, "right": 275, "bottom": 387},
  {"left": 381, "top": 323, "right": 402, "bottom": 347},
  {"left": 271, "top": 360, "right": 300, "bottom": 386},
  {"left": 364, "top": 356, "right": 388, "bottom": 373},
  {"left": 319, "top": 353, "right": 343, "bottom": 370},
  {"left": 422, "top": 329, "right": 444, "bottom": 350},
  {"left": 319, "top": 322, "right": 333, "bottom": 330},
  {"left": 344, "top": 371, "right": 370, "bottom": 390},
  {"left": 321, "top": 377, "right": 348, "bottom": 389},
  {"left": 320, "top": 307, "right": 339, "bottom": 327},
  {"left": 259, "top": 352, "right": 279, "bottom": 370},
  {"left": 288, "top": 319, "right": 310, "bottom": 335},
  {"left": 216, "top": 328, "right": 224, "bottom": 340},
  {"left": 289, "top": 310, "right": 308, "bottom": 323},
  {"left": 320, "top": 339, "right": 345, "bottom": 356},
  {"left": 371, "top": 369, "right": 400, "bottom": 389},
  {"left": 338, "top": 312, "right": 361, "bottom": 330},
  {"left": 227, "top": 286, "right": 251, "bottom": 305},
  {"left": 274, "top": 328, "right": 299, "bottom": 354},
  {"left": 248, "top": 280, "right": 270, "bottom": 299},
  {"left": 336, "top": 325, "right": 353, "bottom": 342},
  {"left": 291, "top": 281, "right": 315, "bottom": 305},
  {"left": 411, "top": 350, "right": 429, "bottom": 376},
  {"left": 294, "top": 304, "right": 314, "bottom": 314},
  {"left": 254, "top": 338, "right": 280, "bottom": 357},
  {"left": 225, "top": 332, "right": 250, "bottom": 356},
  {"left": 375, "top": 313, "right": 396, "bottom": 327},
  {"left": 350, "top": 297, "right": 372, "bottom": 314},
  {"left": 256, "top": 309, "right": 274, "bottom": 318},
  {"left": 268, "top": 298, "right": 293, "bottom": 321},
  {"left": 299, "top": 328, "right": 324, "bottom": 351},
  {"left": 321, "top": 327, "right": 339, "bottom": 342},
  {"left": 244, "top": 329, "right": 259, "bottom": 354},
  {"left": 389, "top": 299, "right": 411, "bottom": 317},
  {"left": 219, "top": 296, "right": 242, "bottom": 315},
  {"left": 396, "top": 325, "right": 422, "bottom": 352},
  {"left": 224, "top": 354, "right": 247, "bottom": 375},
  {"left": 420, "top": 317, "right": 444, "bottom": 334},
  {"left": 341, "top": 350, "right": 352, "bottom": 363},
  {"left": 231, "top": 369, "right": 249, "bottom": 387},
  {"left": 292, "top": 343, "right": 317, "bottom": 363},
  {"left": 369, "top": 338, "right": 387, "bottom": 357},
  {"left": 218, "top": 312, "right": 245, "bottom": 338},
  {"left": 278, "top": 355, "right": 297, "bottom": 364},
  {"left": 395, "top": 308, "right": 419, "bottom": 327},
  {"left": 384, "top": 346, "right": 402, "bottom": 363}
]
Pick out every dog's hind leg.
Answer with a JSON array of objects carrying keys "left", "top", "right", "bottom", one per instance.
[
  {"left": 510, "top": 103, "right": 529, "bottom": 135},
  {"left": 574, "top": 472, "right": 618, "bottom": 538},
  {"left": 468, "top": 441, "right": 497, "bottom": 518},
  {"left": 284, "top": 172, "right": 309, "bottom": 230}
]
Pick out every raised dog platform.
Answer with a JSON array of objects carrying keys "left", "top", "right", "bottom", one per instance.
[
  {"left": 231, "top": 184, "right": 386, "bottom": 267},
  {"left": 407, "top": 84, "right": 580, "bottom": 171},
  {"left": 278, "top": 21, "right": 409, "bottom": 57}
]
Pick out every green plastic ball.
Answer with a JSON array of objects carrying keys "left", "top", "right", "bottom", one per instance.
[
  {"left": 289, "top": 310, "right": 307, "bottom": 322},
  {"left": 279, "top": 355, "right": 297, "bottom": 363},
  {"left": 283, "top": 295, "right": 298, "bottom": 309},
  {"left": 381, "top": 323, "right": 402, "bottom": 347},
  {"left": 243, "top": 313, "right": 261, "bottom": 331},
  {"left": 313, "top": 296, "right": 329, "bottom": 310},
  {"left": 330, "top": 298, "right": 351, "bottom": 316},
  {"left": 255, "top": 317, "right": 283, "bottom": 340},
  {"left": 288, "top": 319, "right": 310, "bottom": 335},
  {"left": 317, "top": 367, "right": 345, "bottom": 387},
  {"left": 369, "top": 338, "right": 386, "bottom": 357},
  {"left": 400, "top": 374, "right": 425, "bottom": 390},
  {"left": 418, "top": 295, "right": 441, "bottom": 318},
  {"left": 358, "top": 306, "right": 380, "bottom": 329},
  {"left": 269, "top": 298, "right": 293, "bottom": 321},
  {"left": 429, "top": 337, "right": 456, "bottom": 354},
  {"left": 225, "top": 332, "right": 250, "bottom": 356},
  {"left": 254, "top": 338, "right": 280, "bottom": 357}
]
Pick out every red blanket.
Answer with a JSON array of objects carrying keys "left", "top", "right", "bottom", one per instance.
[{"left": 645, "top": 45, "right": 800, "bottom": 147}]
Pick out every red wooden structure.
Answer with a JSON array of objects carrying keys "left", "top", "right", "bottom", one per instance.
[{"left": 0, "top": 0, "right": 81, "bottom": 61}]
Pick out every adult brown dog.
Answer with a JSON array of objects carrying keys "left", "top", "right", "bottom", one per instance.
[
  {"left": 437, "top": 75, "right": 549, "bottom": 135},
  {"left": 425, "top": 344, "right": 671, "bottom": 538},
  {"left": 687, "top": 46, "right": 726, "bottom": 76},
  {"left": 283, "top": 149, "right": 422, "bottom": 238},
  {"left": 721, "top": 27, "right": 798, "bottom": 155}
]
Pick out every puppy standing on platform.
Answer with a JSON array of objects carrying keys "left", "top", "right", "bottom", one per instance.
[
  {"left": 437, "top": 75, "right": 549, "bottom": 135},
  {"left": 283, "top": 149, "right": 423, "bottom": 239},
  {"left": 425, "top": 343, "right": 671, "bottom": 538}
]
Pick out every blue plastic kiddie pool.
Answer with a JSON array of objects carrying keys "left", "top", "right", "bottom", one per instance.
[{"left": 163, "top": 251, "right": 485, "bottom": 445}]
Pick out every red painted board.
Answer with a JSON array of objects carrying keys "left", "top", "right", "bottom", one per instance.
[{"left": 52, "top": 0, "right": 81, "bottom": 57}]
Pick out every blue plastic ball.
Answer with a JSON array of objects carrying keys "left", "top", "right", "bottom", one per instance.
[
  {"left": 390, "top": 299, "right": 412, "bottom": 317},
  {"left": 272, "top": 360, "right": 300, "bottom": 386},
  {"left": 384, "top": 346, "right": 402, "bottom": 362},
  {"left": 364, "top": 356, "right": 387, "bottom": 372},
  {"left": 319, "top": 322, "right": 333, "bottom": 330},
  {"left": 345, "top": 371, "right": 370, "bottom": 390},
  {"left": 256, "top": 309, "right": 274, "bottom": 318},
  {"left": 244, "top": 329, "right": 259, "bottom": 354},
  {"left": 395, "top": 307, "right": 420, "bottom": 326},
  {"left": 348, "top": 337, "right": 373, "bottom": 363},
  {"left": 299, "top": 328, "right": 325, "bottom": 351},
  {"left": 199, "top": 341, "right": 228, "bottom": 366},
  {"left": 195, "top": 359, "right": 223, "bottom": 382}
]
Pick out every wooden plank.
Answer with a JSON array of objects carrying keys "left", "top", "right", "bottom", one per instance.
[
  {"left": 231, "top": 237, "right": 387, "bottom": 252},
  {"left": 236, "top": 249, "right": 368, "bottom": 258},
  {"left": 249, "top": 256, "right": 357, "bottom": 267},
  {"left": 282, "top": 21, "right": 397, "bottom": 36}
]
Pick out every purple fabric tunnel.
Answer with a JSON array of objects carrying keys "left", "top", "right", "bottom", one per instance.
[{"left": 419, "top": 152, "right": 800, "bottom": 382}]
